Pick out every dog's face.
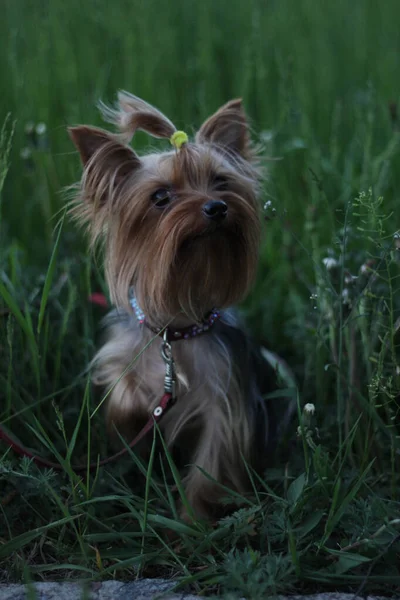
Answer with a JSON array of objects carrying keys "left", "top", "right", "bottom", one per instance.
[{"left": 70, "top": 93, "right": 262, "bottom": 323}]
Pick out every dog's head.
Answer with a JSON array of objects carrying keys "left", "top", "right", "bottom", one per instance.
[{"left": 69, "top": 92, "right": 262, "bottom": 323}]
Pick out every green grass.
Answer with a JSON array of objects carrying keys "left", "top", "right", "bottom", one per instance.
[{"left": 1, "top": 0, "right": 400, "bottom": 596}]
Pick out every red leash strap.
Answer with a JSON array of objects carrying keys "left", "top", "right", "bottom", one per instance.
[
  {"left": 2, "top": 326, "right": 178, "bottom": 474},
  {"left": 0, "top": 393, "right": 175, "bottom": 473}
]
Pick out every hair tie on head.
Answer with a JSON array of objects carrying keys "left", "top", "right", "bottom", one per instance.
[{"left": 170, "top": 130, "right": 188, "bottom": 150}]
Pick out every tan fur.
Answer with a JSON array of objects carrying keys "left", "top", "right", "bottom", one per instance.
[
  {"left": 93, "top": 316, "right": 251, "bottom": 517},
  {"left": 69, "top": 91, "right": 265, "bottom": 519}
]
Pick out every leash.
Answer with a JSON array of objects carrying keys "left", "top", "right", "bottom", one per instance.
[{"left": 0, "top": 331, "right": 176, "bottom": 473}]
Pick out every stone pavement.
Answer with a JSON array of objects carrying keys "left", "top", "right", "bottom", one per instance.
[
  {"left": 0, "top": 579, "right": 193, "bottom": 600},
  {"left": 0, "top": 581, "right": 397, "bottom": 600}
]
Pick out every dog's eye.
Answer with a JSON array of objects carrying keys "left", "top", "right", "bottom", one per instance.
[
  {"left": 151, "top": 188, "right": 172, "bottom": 208},
  {"left": 213, "top": 175, "right": 229, "bottom": 191}
]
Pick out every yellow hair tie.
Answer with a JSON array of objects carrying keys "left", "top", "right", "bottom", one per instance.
[{"left": 170, "top": 130, "right": 188, "bottom": 150}]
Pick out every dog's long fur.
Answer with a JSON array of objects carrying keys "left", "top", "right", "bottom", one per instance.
[
  {"left": 93, "top": 308, "right": 275, "bottom": 516},
  {"left": 69, "top": 91, "right": 284, "bottom": 518}
]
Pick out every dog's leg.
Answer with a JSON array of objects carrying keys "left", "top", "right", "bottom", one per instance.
[
  {"left": 180, "top": 406, "right": 249, "bottom": 520},
  {"left": 104, "top": 371, "right": 151, "bottom": 443},
  {"left": 92, "top": 316, "right": 165, "bottom": 444}
]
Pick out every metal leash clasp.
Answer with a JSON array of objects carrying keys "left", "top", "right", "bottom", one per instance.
[{"left": 161, "top": 329, "right": 176, "bottom": 399}]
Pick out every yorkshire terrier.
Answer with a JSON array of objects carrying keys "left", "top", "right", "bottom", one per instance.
[{"left": 69, "top": 91, "right": 293, "bottom": 519}]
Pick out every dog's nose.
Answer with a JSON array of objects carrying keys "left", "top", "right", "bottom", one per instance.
[{"left": 202, "top": 200, "right": 228, "bottom": 221}]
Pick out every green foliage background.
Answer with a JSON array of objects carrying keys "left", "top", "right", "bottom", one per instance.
[{"left": 1, "top": 0, "right": 400, "bottom": 595}]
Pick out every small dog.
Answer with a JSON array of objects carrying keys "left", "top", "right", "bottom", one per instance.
[{"left": 69, "top": 92, "right": 291, "bottom": 519}]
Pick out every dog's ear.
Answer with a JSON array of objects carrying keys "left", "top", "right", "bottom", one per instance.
[
  {"left": 196, "top": 99, "right": 251, "bottom": 159},
  {"left": 69, "top": 126, "right": 139, "bottom": 171},
  {"left": 68, "top": 126, "right": 140, "bottom": 209},
  {"left": 69, "top": 126, "right": 109, "bottom": 166},
  {"left": 99, "top": 91, "right": 176, "bottom": 142}
]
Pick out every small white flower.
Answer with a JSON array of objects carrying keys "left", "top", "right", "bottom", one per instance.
[
  {"left": 360, "top": 263, "right": 369, "bottom": 274},
  {"left": 20, "top": 147, "right": 32, "bottom": 160},
  {"left": 322, "top": 257, "right": 338, "bottom": 270},
  {"left": 394, "top": 231, "right": 400, "bottom": 240},
  {"left": 310, "top": 293, "right": 318, "bottom": 300},
  {"left": 36, "top": 122, "right": 47, "bottom": 135},
  {"left": 342, "top": 288, "right": 351, "bottom": 305},
  {"left": 304, "top": 403, "right": 315, "bottom": 415},
  {"left": 263, "top": 200, "right": 273, "bottom": 210},
  {"left": 345, "top": 274, "right": 357, "bottom": 285},
  {"left": 24, "top": 121, "right": 35, "bottom": 135},
  {"left": 260, "top": 130, "right": 274, "bottom": 143}
]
